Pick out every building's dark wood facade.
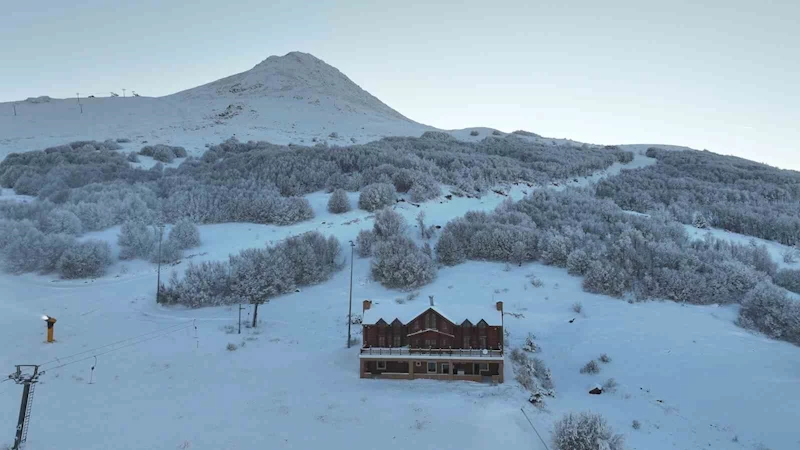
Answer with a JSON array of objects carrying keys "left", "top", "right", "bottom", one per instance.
[
  {"left": 359, "top": 302, "right": 505, "bottom": 383},
  {"left": 362, "top": 308, "right": 502, "bottom": 351}
]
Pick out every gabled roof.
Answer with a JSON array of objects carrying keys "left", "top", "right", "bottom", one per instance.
[{"left": 361, "top": 301, "right": 502, "bottom": 326}]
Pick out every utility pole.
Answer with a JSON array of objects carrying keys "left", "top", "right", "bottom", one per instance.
[
  {"left": 8, "top": 365, "right": 42, "bottom": 450},
  {"left": 76, "top": 93, "right": 83, "bottom": 114},
  {"left": 347, "top": 241, "right": 355, "bottom": 348},
  {"left": 155, "top": 223, "right": 164, "bottom": 304},
  {"left": 12, "top": 103, "right": 16, "bottom": 116},
  {"left": 238, "top": 304, "right": 244, "bottom": 334},
  {"left": 122, "top": 89, "right": 126, "bottom": 98},
  {"left": 251, "top": 300, "right": 261, "bottom": 328}
]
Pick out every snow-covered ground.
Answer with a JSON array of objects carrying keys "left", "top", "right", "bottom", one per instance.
[{"left": 2, "top": 152, "right": 798, "bottom": 450}]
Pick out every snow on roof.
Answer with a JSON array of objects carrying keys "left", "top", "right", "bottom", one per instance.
[{"left": 361, "top": 300, "right": 502, "bottom": 326}]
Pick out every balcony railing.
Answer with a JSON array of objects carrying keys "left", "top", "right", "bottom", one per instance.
[{"left": 360, "top": 347, "right": 503, "bottom": 358}]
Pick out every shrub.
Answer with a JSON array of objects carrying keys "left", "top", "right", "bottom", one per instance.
[
  {"left": 436, "top": 232, "right": 466, "bottom": 266},
  {"left": 572, "top": 302, "right": 583, "bottom": 314},
  {"left": 152, "top": 146, "right": 175, "bottom": 163},
  {"left": 492, "top": 130, "right": 502, "bottom": 136},
  {"left": 470, "top": 130, "right": 479, "bottom": 136},
  {"left": 373, "top": 208, "right": 406, "bottom": 239},
  {"left": 226, "top": 343, "right": 238, "bottom": 351},
  {"left": 126, "top": 152, "right": 140, "bottom": 163},
  {"left": 327, "top": 188, "right": 351, "bottom": 214},
  {"left": 371, "top": 236, "right": 437, "bottom": 289},
  {"left": 118, "top": 221, "right": 156, "bottom": 260},
  {"left": 42, "top": 209, "right": 82, "bottom": 235},
  {"left": 632, "top": 420, "right": 641, "bottom": 430},
  {"left": 56, "top": 240, "right": 112, "bottom": 279},
  {"left": 169, "top": 220, "right": 201, "bottom": 249},
  {"left": 151, "top": 238, "right": 183, "bottom": 264},
  {"left": 552, "top": 412, "right": 624, "bottom": 450},
  {"left": 522, "top": 333, "right": 538, "bottom": 352},
  {"left": 358, "top": 183, "right": 396, "bottom": 211},
  {"left": 737, "top": 281, "right": 800, "bottom": 345},
  {"left": 599, "top": 353, "right": 611, "bottom": 363},
  {"left": 774, "top": 268, "right": 800, "bottom": 294},
  {"left": 116, "top": 138, "right": 132, "bottom": 143},
  {"left": 580, "top": 360, "right": 600, "bottom": 374},
  {"left": 356, "top": 229, "right": 375, "bottom": 257},
  {"left": 602, "top": 378, "right": 618, "bottom": 393}
]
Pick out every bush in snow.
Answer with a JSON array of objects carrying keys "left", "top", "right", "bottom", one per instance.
[
  {"left": 327, "top": 188, "right": 351, "bottom": 214},
  {"left": 511, "top": 349, "right": 554, "bottom": 397},
  {"left": 737, "top": 281, "right": 800, "bottom": 345},
  {"left": 118, "top": 221, "right": 156, "bottom": 260},
  {"left": 356, "top": 229, "right": 376, "bottom": 257},
  {"left": 168, "top": 220, "right": 201, "bottom": 249},
  {"left": 126, "top": 152, "right": 140, "bottom": 163},
  {"left": 373, "top": 208, "right": 406, "bottom": 239},
  {"left": 358, "top": 183, "right": 396, "bottom": 211},
  {"left": 151, "top": 238, "right": 183, "bottom": 264},
  {"left": 567, "top": 249, "right": 592, "bottom": 275},
  {"left": 782, "top": 247, "right": 799, "bottom": 264},
  {"left": 580, "top": 360, "right": 600, "bottom": 374},
  {"left": 435, "top": 232, "right": 466, "bottom": 266},
  {"left": 371, "top": 236, "right": 437, "bottom": 289},
  {"left": 470, "top": 130, "right": 479, "bottom": 136},
  {"left": 572, "top": 302, "right": 583, "bottom": 314},
  {"left": 163, "top": 232, "right": 342, "bottom": 308},
  {"left": 522, "top": 333, "right": 539, "bottom": 352},
  {"left": 42, "top": 209, "right": 82, "bottom": 235},
  {"left": 226, "top": 343, "right": 238, "bottom": 351},
  {"left": 492, "top": 130, "right": 502, "bottom": 136},
  {"left": 116, "top": 138, "right": 132, "bottom": 143},
  {"left": 152, "top": 146, "right": 175, "bottom": 163},
  {"left": 0, "top": 220, "right": 75, "bottom": 274},
  {"left": 774, "top": 268, "right": 800, "bottom": 294},
  {"left": 602, "top": 378, "right": 618, "bottom": 393},
  {"left": 56, "top": 240, "right": 112, "bottom": 279},
  {"left": 599, "top": 353, "right": 611, "bottom": 363},
  {"left": 632, "top": 420, "right": 641, "bottom": 430},
  {"left": 416, "top": 211, "right": 435, "bottom": 240},
  {"left": 552, "top": 412, "right": 624, "bottom": 450}
]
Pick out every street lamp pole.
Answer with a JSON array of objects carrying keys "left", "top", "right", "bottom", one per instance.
[
  {"left": 347, "top": 241, "right": 355, "bottom": 348},
  {"left": 156, "top": 224, "right": 164, "bottom": 304}
]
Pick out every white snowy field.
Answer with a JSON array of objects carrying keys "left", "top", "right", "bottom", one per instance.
[{"left": 1, "top": 151, "right": 799, "bottom": 450}]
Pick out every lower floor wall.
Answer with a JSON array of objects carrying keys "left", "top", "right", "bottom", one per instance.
[{"left": 360, "top": 359, "right": 504, "bottom": 383}]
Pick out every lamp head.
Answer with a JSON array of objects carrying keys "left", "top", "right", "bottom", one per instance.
[{"left": 42, "top": 315, "right": 49, "bottom": 321}]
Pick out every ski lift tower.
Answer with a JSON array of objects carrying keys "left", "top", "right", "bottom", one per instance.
[{"left": 8, "top": 365, "right": 42, "bottom": 450}]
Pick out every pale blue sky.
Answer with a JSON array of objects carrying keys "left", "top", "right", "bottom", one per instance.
[{"left": 2, "top": 0, "right": 798, "bottom": 169}]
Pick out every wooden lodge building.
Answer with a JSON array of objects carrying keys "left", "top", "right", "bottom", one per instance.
[{"left": 359, "top": 298, "right": 504, "bottom": 383}]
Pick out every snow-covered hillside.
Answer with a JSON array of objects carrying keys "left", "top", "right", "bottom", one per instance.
[
  {"left": 1, "top": 170, "right": 798, "bottom": 450},
  {"left": 0, "top": 52, "right": 432, "bottom": 160}
]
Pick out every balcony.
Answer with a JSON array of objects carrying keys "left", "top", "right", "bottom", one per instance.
[{"left": 359, "top": 347, "right": 503, "bottom": 360}]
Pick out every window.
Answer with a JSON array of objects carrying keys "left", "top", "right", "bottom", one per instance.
[
  {"left": 378, "top": 336, "right": 386, "bottom": 347},
  {"left": 376, "top": 361, "right": 386, "bottom": 370},
  {"left": 463, "top": 336, "right": 470, "bottom": 348},
  {"left": 425, "top": 314, "right": 436, "bottom": 329},
  {"left": 441, "top": 363, "right": 450, "bottom": 374},
  {"left": 393, "top": 335, "right": 401, "bottom": 347},
  {"left": 427, "top": 362, "right": 437, "bottom": 373},
  {"left": 479, "top": 336, "right": 487, "bottom": 349},
  {"left": 413, "top": 338, "right": 420, "bottom": 347},
  {"left": 480, "top": 363, "right": 489, "bottom": 373}
]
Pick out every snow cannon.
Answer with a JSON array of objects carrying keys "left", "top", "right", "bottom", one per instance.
[{"left": 42, "top": 315, "right": 57, "bottom": 343}]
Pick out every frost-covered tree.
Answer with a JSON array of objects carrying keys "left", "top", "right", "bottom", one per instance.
[
  {"left": 436, "top": 232, "right": 466, "bottom": 266},
  {"left": 56, "top": 240, "right": 112, "bottom": 279},
  {"left": 737, "top": 281, "right": 800, "bottom": 345},
  {"left": 373, "top": 208, "right": 405, "bottom": 239},
  {"left": 118, "top": 221, "right": 156, "bottom": 260},
  {"left": 358, "top": 183, "right": 396, "bottom": 211},
  {"left": 327, "top": 188, "right": 351, "bottom": 214},
  {"left": 371, "top": 236, "right": 437, "bottom": 289},
  {"left": 356, "top": 229, "right": 376, "bottom": 257},
  {"left": 416, "top": 211, "right": 435, "bottom": 239},
  {"left": 162, "top": 261, "right": 231, "bottom": 308},
  {"left": 168, "top": 220, "right": 201, "bottom": 249},
  {"left": 774, "top": 268, "right": 800, "bottom": 294},
  {"left": 567, "top": 249, "right": 592, "bottom": 275},
  {"left": 552, "top": 412, "right": 624, "bottom": 450},
  {"left": 42, "top": 209, "right": 82, "bottom": 235},
  {"left": 151, "top": 238, "right": 183, "bottom": 264},
  {"left": 511, "top": 241, "right": 527, "bottom": 266}
]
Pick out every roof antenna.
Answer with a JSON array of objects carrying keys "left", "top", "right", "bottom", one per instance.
[{"left": 429, "top": 295, "right": 434, "bottom": 307}]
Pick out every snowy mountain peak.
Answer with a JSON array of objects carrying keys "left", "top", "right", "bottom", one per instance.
[{"left": 172, "top": 51, "right": 412, "bottom": 122}]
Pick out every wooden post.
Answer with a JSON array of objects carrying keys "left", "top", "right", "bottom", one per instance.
[{"left": 408, "top": 360, "right": 414, "bottom": 380}]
